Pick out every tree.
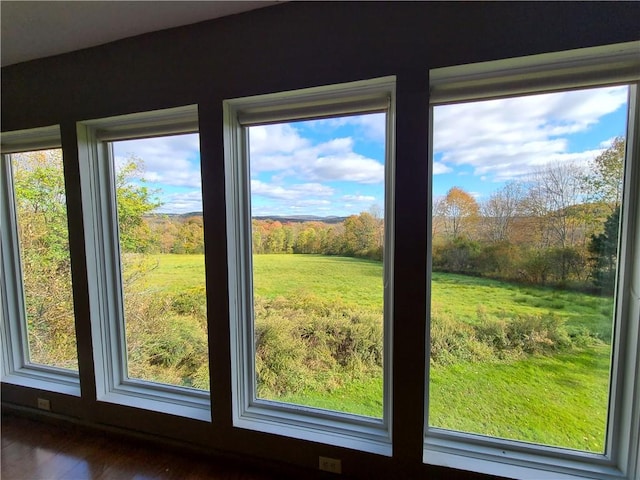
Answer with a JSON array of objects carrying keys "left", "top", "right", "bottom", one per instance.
[
  {"left": 438, "top": 187, "right": 479, "bottom": 239},
  {"left": 115, "top": 157, "right": 162, "bottom": 252},
  {"left": 9, "top": 152, "right": 164, "bottom": 367},
  {"left": 524, "top": 163, "right": 585, "bottom": 249},
  {"left": 584, "top": 137, "right": 625, "bottom": 210},
  {"left": 481, "top": 181, "right": 525, "bottom": 243},
  {"left": 173, "top": 216, "right": 204, "bottom": 254},
  {"left": 343, "top": 212, "right": 379, "bottom": 257},
  {"left": 10, "top": 150, "right": 77, "bottom": 368},
  {"left": 588, "top": 206, "right": 620, "bottom": 293}
]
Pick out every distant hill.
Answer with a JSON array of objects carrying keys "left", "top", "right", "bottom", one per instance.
[
  {"left": 146, "top": 212, "right": 202, "bottom": 219},
  {"left": 146, "top": 212, "right": 348, "bottom": 224},
  {"left": 253, "top": 215, "right": 348, "bottom": 224}
]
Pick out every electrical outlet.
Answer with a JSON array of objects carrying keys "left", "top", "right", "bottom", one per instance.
[
  {"left": 37, "top": 398, "right": 51, "bottom": 411},
  {"left": 319, "top": 456, "right": 341, "bottom": 474}
]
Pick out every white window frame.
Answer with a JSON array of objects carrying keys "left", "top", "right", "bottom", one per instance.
[
  {"left": 424, "top": 41, "right": 640, "bottom": 480},
  {"left": 223, "top": 77, "right": 396, "bottom": 455},
  {"left": 0, "top": 125, "right": 80, "bottom": 396},
  {"left": 76, "top": 105, "right": 210, "bottom": 420}
]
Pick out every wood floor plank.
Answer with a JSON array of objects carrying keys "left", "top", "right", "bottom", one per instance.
[{"left": 0, "top": 414, "right": 290, "bottom": 480}]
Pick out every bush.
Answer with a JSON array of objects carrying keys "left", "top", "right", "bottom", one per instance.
[
  {"left": 254, "top": 294, "right": 383, "bottom": 398},
  {"left": 430, "top": 311, "right": 493, "bottom": 365},
  {"left": 475, "top": 311, "right": 571, "bottom": 356},
  {"left": 430, "top": 305, "right": 574, "bottom": 365},
  {"left": 171, "top": 287, "right": 207, "bottom": 324},
  {"left": 432, "top": 238, "right": 481, "bottom": 275},
  {"left": 124, "top": 290, "right": 208, "bottom": 388}
]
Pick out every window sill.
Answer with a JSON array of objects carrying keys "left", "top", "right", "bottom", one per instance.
[
  {"left": 424, "top": 435, "right": 625, "bottom": 480},
  {"left": 99, "top": 384, "right": 211, "bottom": 422},
  {"left": 2, "top": 366, "right": 80, "bottom": 397},
  {"left": 235, "top": 402, "right": 392, "bottom": 456}
]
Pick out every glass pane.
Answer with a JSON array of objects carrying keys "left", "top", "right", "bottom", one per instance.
[
  {"left": 429, "top": 85, "right": 628, "bottom": 452},
  {"left": 112, "top": 134, "right": 208, "bottom": 390},
  {"left": 11, "top": 149, "right": 77, "bottom": 370},
  {"left": 248, "top": 113, "right": 386, "bottom": 417}
]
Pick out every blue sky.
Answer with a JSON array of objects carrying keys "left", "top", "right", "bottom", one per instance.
[
  {"left": 432, "top": 85, "right": 628, "bottom": 200},
  {"left": 247, "top": 114, "right": 386, "bottom": 217},
  {"left": 113, "top": 85, "right": 628, "bottom": 215}
]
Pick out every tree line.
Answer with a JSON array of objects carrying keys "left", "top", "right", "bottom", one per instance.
[
  {"left": 431, "top": 137, "right": 624, "bottom": 292},
  {"left": 130, "top": 211, "right": 384, "bottom": 260},
  {"left": 129, "top": 137, "right": 623, "bottom": 292}
]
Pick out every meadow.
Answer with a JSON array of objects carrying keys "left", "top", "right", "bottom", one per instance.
[{"left": 140, "top": 253, "right": 613, "bottom": 452}]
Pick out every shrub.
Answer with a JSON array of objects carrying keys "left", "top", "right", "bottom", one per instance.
[
  {"left": 475, "top": 311, "right": 571, "bottom": 356},
  {"left": 171, "top": 287, "right": 207, "bottom": 325},
  {"left": 430, "top": 310, "right": 493, "bottom": 365},
  {"left": 254, "top": 294, "right": 383, "bottom": 398},
  {"left": 432, "top": 237, "right": 481, "bottom": 275},
  {"left": 124, "top": 290, "right": 208, "bottom": 388}
]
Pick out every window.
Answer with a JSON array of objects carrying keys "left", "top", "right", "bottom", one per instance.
[
  {"left": 1, "top": 126, "right": 79, "bottom": 395},
  {"left": 425, "top": 42, "right": 640, "bottom": 479},
  {"left": 77, "top": 106, "right": 210, "bottom": 419},
  {"left": 224, "top": 77, "right": 395, "bottom": 453}
]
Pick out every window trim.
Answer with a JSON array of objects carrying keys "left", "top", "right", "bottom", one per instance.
[
  {"left": 425, "top": 42, "right": 640, "bottom": 480},
  {"left": 223, "top": 77, "right": 396, "bottom": 455},
  {"left": 76, "top": 106, "right": 210, "bottom": 421},
  {"left": 0, "top": 126, "right": 81, "bottom": 396}
]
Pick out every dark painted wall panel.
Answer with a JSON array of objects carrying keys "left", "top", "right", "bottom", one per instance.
[{"left": 3, "top": 2, "right": 639, "bottom": 130}]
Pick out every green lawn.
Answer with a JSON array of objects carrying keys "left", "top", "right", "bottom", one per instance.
[
  {"left": 135, "top": 254, "right": 206, "bottom": 293},
  {"left": 429, "top": 345, "right": 610, "bottom": 452},
  {"left": 141, "top": 253, "right": 614, "bottom": 339},
  {"left": 252, "top": 254, "right": 384, "bottom": 310},
  {"left": 140, "top": 253, "right": 612, "bottom": 451},
  {"left": 431, "top": 272, "right": 614, "bottom": 340}
]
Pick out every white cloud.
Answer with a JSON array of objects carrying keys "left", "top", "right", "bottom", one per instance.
[
  {"left": 433, "top": 161, "right": 452, "bottom": 175},
  {"left": 251, "top": 180, "right": 334, "bottom": 201},
  {"left": 599, "top": 137, "right": 618, "bottom": 148},
  {"left": 113, "top": 133, "right": 201, "bottom": 188},
  {"left": 311, "top": 113, "right": 386, "bottom": 143},
  {"left": 249, "top": 124, "right": 309, "bottom": 155},
  {"left": 249, "top": 124, "right": 384, "bottom": 184},
  {"left": 303, "top": 153, "right": 384, "bottom": 184},
  {"left": 157, "top": 190, "right": 203, "bottom": 214},
  {"left": 342, "top": 194, "right": 376, "bottom": 202},
  {"left": 343, "top": 113, "right": 386, "bottom": 143},
  {"left": 433, "top": 86, "right": 628, "bottom": 181}
]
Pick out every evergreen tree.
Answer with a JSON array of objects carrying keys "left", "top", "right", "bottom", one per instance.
[{"left": 588, "top": 207, "right": 620, "bottom": 293}]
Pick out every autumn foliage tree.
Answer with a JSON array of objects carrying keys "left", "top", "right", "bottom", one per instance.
[
  {"left": 10, "top": 150, "right": 77, "bottom": 368},
  {"left": 584, "top": 136, "right": 625, "bottom": 211},
  {"left": 437, "top": 186, "right": 480, "bottom": 239}
]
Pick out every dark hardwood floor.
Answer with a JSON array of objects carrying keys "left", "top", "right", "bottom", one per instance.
[{"left": 1, "top": 413, "right": 295, "bottom": 480}]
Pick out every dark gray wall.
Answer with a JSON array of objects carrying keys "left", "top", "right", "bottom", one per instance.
[
  {"left": 3, "top": 2, "right": 639, "bottom": 127},
  {"left": 2, "top": 2, "right": 639, "bottom": 479}
]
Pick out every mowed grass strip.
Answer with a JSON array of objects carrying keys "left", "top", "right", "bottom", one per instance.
[
  {"left": 142, "top": 254, "right": 614, "bottom": 339},
  {"left": 252, "top": 254, "right": 384, "bottom": 310},
  {"left": 138, "top": 254, "right": 206, "bottom": 293}
]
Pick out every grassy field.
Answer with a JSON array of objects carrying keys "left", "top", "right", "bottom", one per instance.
[
  {"left": 141, "top": 253, "right": 613, "bottom": 452},
  {"left": 142, "top": 254, "right": 614, "bottom": 337}
]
